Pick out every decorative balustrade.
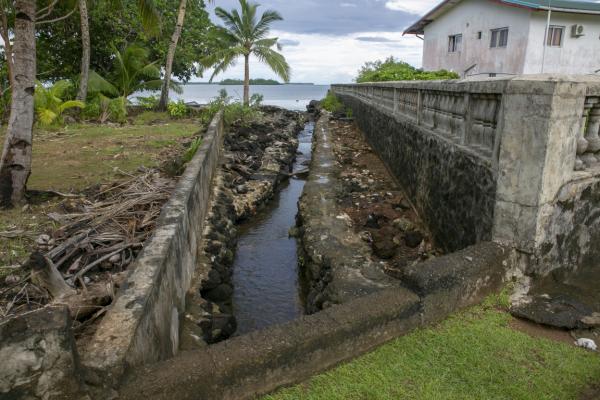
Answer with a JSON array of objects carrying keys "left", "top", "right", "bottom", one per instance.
[
  {"left": 576, "top": 97, "right": 600, "bottom": 171},
  {"left": 332, "top": 84, "right": 501, "bottom": 160}
]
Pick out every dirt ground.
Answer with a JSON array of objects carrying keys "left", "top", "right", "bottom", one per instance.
[{"left": 329, "top": 118, "right": 442, "bottom": 272}]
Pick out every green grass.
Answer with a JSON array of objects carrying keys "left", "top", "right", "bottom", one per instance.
[
  {"left": 0, "top": 121, "right": 199, "bottom": 192},
  {"left": 0, "top": 120, "right": 200, "bottom": 268},
  {"left": 265, "top": 299, "right": 600, "bottom": 400}
]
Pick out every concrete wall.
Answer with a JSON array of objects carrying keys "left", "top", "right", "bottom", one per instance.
[
  {"left": 80, "top": 111, "right": 224, "bottom": 383},
  {"left": 332, "top": 75, "right": 600, "bottom": 274},
  {"left": 118, "top": 242, "right": 509, "bottom": 400},
  {"left": 422, "top": 0, "right": 600, "bottom": 76}
]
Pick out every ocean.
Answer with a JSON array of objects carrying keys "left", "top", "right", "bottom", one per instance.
[{"left": 171, "top": 84, "right": 330, "bottom": 111}]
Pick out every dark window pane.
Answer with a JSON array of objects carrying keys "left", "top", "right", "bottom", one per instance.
[
  {"left": 490, "top": 30, "right": 498, "bottom": 48},
  {"left": 499, "top": 29, "right": 508, "bottom": 47}
]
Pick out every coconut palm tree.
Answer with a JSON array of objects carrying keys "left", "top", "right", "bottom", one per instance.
[
  {"left": 203, "top": 0, "right": 290, "bottom": 105},
  {"left": 77, "top": 0, "right": 161, "bottom": 101}
]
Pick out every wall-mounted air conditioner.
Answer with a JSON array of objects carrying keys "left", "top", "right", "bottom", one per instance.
[{"left": 571, "top": 24, "right": 585, "bottom": 37}]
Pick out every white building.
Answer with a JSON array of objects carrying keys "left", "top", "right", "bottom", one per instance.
[{"left": 404, "top": 0, "right": 600, "bottom": 77}]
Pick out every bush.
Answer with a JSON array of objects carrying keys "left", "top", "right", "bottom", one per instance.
[
  {"left": 223, "top": 102, "right": 262, "bottom": 127},
  {"left": 183, "top": 137, "right": 203, "bottom": 164},
  {"left": 136, "top": 95, "right": 159, "bottom": 110},
  {"left": 200, "top": 89, "right": 232, "bottom": 125},
  {"left": 321, "top": 91, "right": 344, "bottom": 113},
  {"left": 356, "top": 57, "right": 459, "bottom": 83},
  {"left": 167, "top": 99, "right": 188, "bottom": 118},
  {"left": 81, "top": 95, "right": 126, "bottom": 123}
]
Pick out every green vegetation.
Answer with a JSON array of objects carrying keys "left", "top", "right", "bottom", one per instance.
[
  {"left": 34, "top": 80, "right": 85, "bottom": 127},
  {"left": 34, "top": 0, "right": 213, "bottom": 85},
  {"left": 321, "top": 92, "right": 352, "bottom": 118},
  {"left": 265, "top": 295, "right": 600, "bottom": 400},
  {"left": 357, "top": 57, "right": 459, "bottom": 83},
  {"left": 220, "top": 78, "right": 281, "bottom": 85},
  {"left": 202, "top": 0, "right": 290, "bottom": 105},
  {"left": 167, "top": 100, "right": 189, "bottom": 118}
]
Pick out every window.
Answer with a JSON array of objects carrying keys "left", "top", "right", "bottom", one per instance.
[
  {"left": 448, "top": 34, "right": 462, "bottom": 53},
  {"left": 477, "top": 31, "right": 482, "bottom": 40},
  {"left": 546, "top": 25, "right": 564, "bottom": 47},
  {"left": 490, "top": 28, "right": 509, "bottom": 48}
]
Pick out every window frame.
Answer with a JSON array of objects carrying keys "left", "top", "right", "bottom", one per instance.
[
  {"left": 490, "top": 27, "right": 509, "bottom": 48},
  {"left": 448, "top": 34, "right": 463, "bottom": 53},
  {"left": 546, "top": 25, "right": 565, "bottom": 47}
]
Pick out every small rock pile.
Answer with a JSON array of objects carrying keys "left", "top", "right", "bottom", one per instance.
[{"left": 330, "top": 119, "right": 441, "bottom": 271}]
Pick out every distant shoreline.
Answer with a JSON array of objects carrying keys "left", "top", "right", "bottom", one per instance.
[{"left": 182, "top": 82, "right": 317, "bottom": 86}]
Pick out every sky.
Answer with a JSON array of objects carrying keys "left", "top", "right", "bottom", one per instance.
[{"left": 200, "top": 0, "right": 440, "bottom": 84}]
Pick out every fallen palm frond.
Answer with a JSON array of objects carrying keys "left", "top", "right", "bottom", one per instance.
[{"left": 0, "top": 169, "right": 175, "bottom": 323}]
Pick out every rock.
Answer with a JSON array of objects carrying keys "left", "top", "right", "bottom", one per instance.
[
  {"left": 201, "top": 269, "right": 222, "bottom": 291},
  {"left": 0, "top": 306, "right": 83, "bottom": 399},
  {"left": 203, "top": 284, "right": 233, "bottom": 303},
  {"left": 108, "top": 254, "right": 121, "bottom": 264},
  {"left": 364, "top": 213, "right": 380, "bottom": 229},
  {"left": 359, "top": 231, "right": 373, "bottom": 243},
  {"left": 4, "top": 274, "right": 20, "bottom": 285},
  {"left": 235, "top": 184, "right": 248, "bottom": 194},
  {"left": 511, "top": 294, "right": 598, "bottom": 329},
  {"left": 404, "top": 231, "right": 424, "bottom": 248},
  {"left": 392, "top": 217, "right": 415, "bottom": 232},
  {"left": 372, "top": 239, "right": 397, "bottom": 259},
  {"left": 306, "top": 100, "right": 321, "bottom": 114}
]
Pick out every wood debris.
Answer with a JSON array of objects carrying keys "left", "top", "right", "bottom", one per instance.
[{"left": 0, "top": 169, "right": 175, "bottom": 325}]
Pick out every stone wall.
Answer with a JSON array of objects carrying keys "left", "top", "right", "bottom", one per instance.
[
  {"left": 333, "top": 76, "right": 600, "bottom": 273},
  {"left": 339, "top": 93, "right": 497, "bottom": 252},
  {"left": 80, "top": 111, "right": 225, "bottom": 383}
]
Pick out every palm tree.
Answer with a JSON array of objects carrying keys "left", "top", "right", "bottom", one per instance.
[
  {"left": 77, "top": 0, "right": 161, "bottom": 101},
  {"left": 0, "top": 0, "right": 36, "bottom": 208},
  {"left": 88, "top": 44, "right": 180, "bottom": 100},
  {"left": 203, "top": 0, "right": 290, "bottom": 105}
]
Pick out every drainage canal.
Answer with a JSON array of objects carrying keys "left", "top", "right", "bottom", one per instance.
[{"left": 232, "top": 121, "right": 314, "bottom": 335}]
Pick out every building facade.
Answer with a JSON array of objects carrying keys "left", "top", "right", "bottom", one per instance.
[{"left": 404, "top": 0, "right": 600, "bottom": 77}]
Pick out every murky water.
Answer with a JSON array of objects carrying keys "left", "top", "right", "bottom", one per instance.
[{"left": 231, "top": 121, "right": 314, "bottom": 335}]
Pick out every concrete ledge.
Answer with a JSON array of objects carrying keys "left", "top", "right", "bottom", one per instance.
[
  {"left": 80, "top": 112, "right": 225, "bottom": 382},
  {"left": 119, "top": 287, "right": 421, "bottom": 400},
  {"left": 118, "top": 240, "right": 511, "bottom": 400},
  {"left": 400, "top": 242, "right": 510, "bottom": 325}
]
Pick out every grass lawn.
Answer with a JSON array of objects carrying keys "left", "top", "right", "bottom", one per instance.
[
  {"left": 0, "top": 113, "right": 200, "bottom": 268},
  {"left": 265, "top": 295, "right": 600, "bottom": 400}
]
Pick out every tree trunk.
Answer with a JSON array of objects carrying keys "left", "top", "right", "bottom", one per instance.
[
  {"left": 76, "top": 0, "right": 90, "bottom": 101},
  {"left": 158, "top": 0, "right": 187, "bottom": 111},
  {"left": 243, "top": 54, "right": 250, "bottom": 106},
  {"left": 0, "top": 9, "right": 15, "bottom": 89},
  {"left": 0, "top": 0, "right": 36, "bottom": 208}
]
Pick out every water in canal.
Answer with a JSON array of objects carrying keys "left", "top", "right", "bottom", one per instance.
[{"left": 231, "top": 121, "right": 314, "bottom": 335}]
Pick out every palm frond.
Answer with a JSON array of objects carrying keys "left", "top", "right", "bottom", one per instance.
[
  {"left": 252, "top": 45, "right": 291, "bottom": 82},
  {"left": 59, "top": 100, "right": 85, "bottom": 113},
  {"left": 87, "top": 70, "right": 120, "bottom": 97},
  {"left": 253, "top": 10, "right": 282, "bottom": 39},
  {"left": 37, "top": 109, "right": 58, "bottom": 127}
]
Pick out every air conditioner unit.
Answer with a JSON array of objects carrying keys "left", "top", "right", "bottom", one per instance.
[{"left": 571, "top": 24, "right": 585, "bottom": 37}]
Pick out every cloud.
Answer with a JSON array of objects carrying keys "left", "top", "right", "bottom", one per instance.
[
  {"left": 385, "top": 0, "right": 438, "bottom": 15},
  {"left": 210, "top": 0, "right": 424, "bottom": 35},
  {"left": 199, "top": 30, "right": 424, "bottom": 84},
  {"left": 203, "top": 1, "right": 427, "bottom": 83},
  {"left": 355, "top": 36, "right": 399, "bottom": 43},
  {"left": 279, "top": 39, "right": 301, "bottom": 47}
]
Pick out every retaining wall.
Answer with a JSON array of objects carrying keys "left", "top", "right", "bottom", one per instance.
[
  {"left": 118, "top": 242, "right": 509, "bottom": 400},
  {"left": 80, "top": 111, "right": 225, "bottom": 383},
  {"left": 333, "top": 75, "right": 600, "bottom": 273}
]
